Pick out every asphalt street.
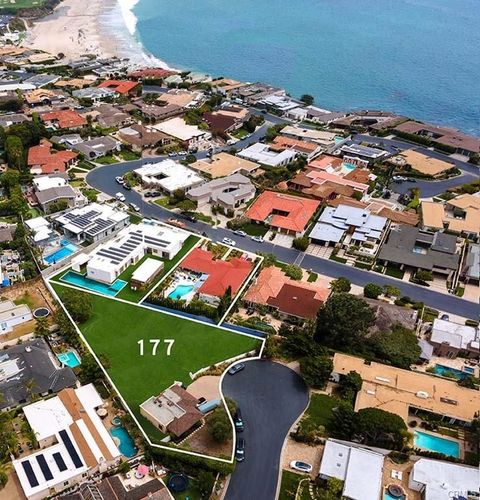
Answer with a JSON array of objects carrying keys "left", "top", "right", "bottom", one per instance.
[
  {"left": 86, "top": 163, "right": 478, "bottom": 319},
  {"left": 222, "top": 360, "right": 309, "bottom": 500}
]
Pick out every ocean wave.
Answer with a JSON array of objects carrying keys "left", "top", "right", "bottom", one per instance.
[{"left": 117, "top": 0, "right": 140, "bottom": 36}]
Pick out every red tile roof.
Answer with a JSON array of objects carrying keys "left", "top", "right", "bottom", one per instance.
[
  {"left": 245, "top": 191, "right": 320, "bottom": 233},
  {"left": 180, "top": 248, "right": 253, "bottom": 298},
  {"left": 28, "top": 139, "right": 77, "bottom": 174},
  {"left": 271, "top": 136, "right": 319, "bottom": 154},
  {"left": 98, "top": 79, "right": 140, "bottom": 95},
  {"left": 128, "top": 68, "right": 175, "bottom": 80},
  {"left": 41, "top": 109, "right": 87, "bottom": 129}
]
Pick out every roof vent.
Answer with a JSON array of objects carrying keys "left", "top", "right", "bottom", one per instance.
[{"left": 416, "top": 391, "right": 429, "bottom": 399}]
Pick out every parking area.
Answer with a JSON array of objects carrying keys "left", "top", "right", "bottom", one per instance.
[{"left": 306, "top": 244, "right": 333, "bottom": 259}]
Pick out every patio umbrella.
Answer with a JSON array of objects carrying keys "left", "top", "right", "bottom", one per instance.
[{"left": 136, "top": 464, "right": 150, "bottom": 476}]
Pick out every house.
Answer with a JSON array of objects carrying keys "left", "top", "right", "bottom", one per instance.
[
  {"left": 408, "top": 458, "right": 479, "bottom": 500},
  {"left": 28, "top": 139, "right": 78, "bottom": 175},
  {"left": 40, "top": 109, "right": 87, "bottom": 130},
  {"left": 80, "top": 222, "right": 188, "bottom": 284},
  {"left": 24, "top": 88, "right": 67, "bottom": 107},
  {"left": 53, "top": 202, "right": 130, "bottom": 243},
  {"left": 310, "top": 204, "right": 388, "bottom": 253},
  {"left": 237, "top": 142, "right": 297, "bottom": 167},
  {"left": 0, "top": 250, "right": 24, "bottom": 286},
  {"left": 428, "top": 318, "right": 479, "bottom": 360},
  {"left": 257, "top": 94, "right": 304, "bottom": 115},
  {"left": 74, "top": 136, "right": 121, "bottom": 159},
  {"left": 140, "top": 384, "right": 203, "bottom": 437},
  {"left": 364, "top": 298, "right": 418, "bottom": 335},
  {"left": 444, "top": 194, "right": 480, "bottom": 240},
  {"left": 462, "top": 243, "right": 479, "bottom": 284},
  {"left": 97, "top": 79, "right": 140, "bottom": 95},
  {"left": 128, "top": 67, "right": 174, "bottom": 80},
  {"left": 118, "top": 124, "right": 172, "bottom": 152},
  {"left": 0, "top": 112, "right": 31, "bottom": 128},
  {"left": 331, "top": 352, "right": 480, "bottom": 426},
  {"left": 132, "top": 102, "right": 183, "bottom": 122},
  {"left": 243, "top": 266, "right": 330, "bottom": 322},
  {"left": 157, "top": 89, "right": 203, "bottom": 109},
  {"left": 25, "top": 216, "right": 54, "bottom": 245},
  {"left": 332, "top": 110, "right": 407, "bottom": 131},
  {"left": 130, "top": 258, "right": 164, "bottom": 290},
  {"left": 0, "top": 299, "right": 32, "bottom": 333},
  {"left": 13, "top": 384, "right": 121, "bottom": 500},
  {"left": 339, "top": 142, "right": 388, "bottom": 164},
  {"left": 378, "top": 225, "right": 460, "bottom": 278},
  {"left": 394, "top": 120, "right": 480, "bottom": 158},
  {"left": 399, "top": 149, "right": 455, "bottom": 177},
  {"left": 72, "top": 86, "right": 117, "bottom": 102},
  {"left": 95, "top": 104, "right": 133, "bottom": 128},
  {"left": 0, "top": 338, "right": 77, "bottom": 412},
  {"left": 287, "top": 107, "right": 346, "bottom": 124},
  {"left": 190, "top": 152, "right": 261, "bottom": 178},
  {"left": 318, "top": 439, "right": 386, "bottom": 500},
  {"left": 179, "top": 248, "right": 253, "bottom": 305},
  {"left": 211, "top": 78, "right": 248, "bottom": 95},
  {"left": 280, "top": 125, "right": 337, "bottom": 149},
  {"left": 23, "top": 73, "right": 61, "bottom": 88},
  {"left": 152, "top": 117, "right": 211, "bottom": 151},
  {"left": 245, "top": 191, "right": 320, "bottom": 236},
  {"left": 134, "top": 160, "right": 204, "bottom": 194},
  {"left": 54, "top": 78, "right": 91, "bottom": 90},
  {"left": 35, "top": 184, "right": 85, "bottom": 213},
  {"left": 187, "top": 174, "right": 255, "bottom": 213},
  {"left": 203, "top": 111, "right": 238, "bottom": 134},
  {"left": 232, "top": 82, "right": 285, "bottom": 105},
  {"left": 270, "top": 136, "right": 322, "bottom": 161}
]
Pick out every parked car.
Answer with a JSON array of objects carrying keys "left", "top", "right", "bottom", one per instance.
[
  {"left": 115, "top": 176, "right": 124, "bottom": 184},
  {"left": 151, "top": 191, "right": 161, "bottom": 197},
  {"left": 235, "top": 438, "right": 245, "bottom": 462},
  {"left": 228, "top": 362, "right": 245, "bottom": 375},
  {"left": 167, "top": 218, "right": 186, "bottom": 228},
  {"left": 115, "top": 192, "right": 125, "bottom": 202},
  {"left": 251, "top": 235, "right": 264, "bottom": 243},
  {"left": 181, "top": 212, "right": 197, "bottom": 223},
  {"left": 441, "top": 314, "right": 450, "bottom": 321},
  {"left": 233, "top": 230, "right": 247, "bottom": 237},
  {"left": 222, "top": 237, "right": 236, "bottom": 246},
  {"left": 129, "top": 203, "right": 140, "bottom": 212},
  {"left": 234, "top": 408, "right": 244, "bottom": 432},
  {"left": 144, "top": 192, "right": 153, "bottom": 198},
  {"left": 290, "top": 461, "right": 312, "bottom": 473},
  {"left": 123, "top": 184, "right": 132, "bottom": 190}
]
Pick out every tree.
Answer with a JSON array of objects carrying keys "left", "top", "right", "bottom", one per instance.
[
  {"left": 284, "top": 264, "right": 302, "bottom": 281},
  {"left": 300, "top": 94, "right": 314, "bottom": 106},
  {"left": 0, "top": 169, "right": 21, "bottom": 195},
  {"left": 330, "top": 277, "right": 351, "bottom": 293},
  {"left": 62, "top": 289, "right": 92, "bottom": 323},
  {"left": 318, "top": 478, "right": 344, "bottom": 500},
  {"left": 292, "top": 236, "right": 309, "bottom": 251},
  {"left": 315, "top": 293, "right": 375, "bottom": 351},
  {"left": 207, "top": 408, "right": 231, "bottom": 443},
  {"left": 34, "top": 317, "right": 49, "bottom": 338},
  {"left": 338, "top": 370, "right": 362, "bottom": 404},
  {"left": 282, "top": 326, "right": 325, "bottom": 358},
  {"left": 5, "top": 135, "right": 25, "bottom": 170},
  {"left": 328, "top": 401, "right": 357, "bottom": 440},
  {"left": 48, "top": 199, "right": 69, "bottom": 214},
  {"left": 369, "top": 324, "right": 422, "bottom": 369},
  {"left": 383, "top": 285, "right": 401, "bottom": 298},
  {"left": 363, "top": 282, "right": 383, "bottom": 299},
  {"left": 416, "top": 269, "right": 433, "bottom": 282},
  {"left": 355, "top": 408, "right": 407, "bottom": 450},
  {"left": 196, "top": 470, "right": 215, "bottom": 497},
  {"left": 300, "top": 355, "right": 333, "bottom": 389},
  {"left": 78, "top": 353, "right": 103, "bottom": 385}
]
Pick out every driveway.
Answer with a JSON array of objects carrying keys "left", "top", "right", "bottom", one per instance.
[{"left": 222, "top": 360, "right": 308, "bottom": 500}]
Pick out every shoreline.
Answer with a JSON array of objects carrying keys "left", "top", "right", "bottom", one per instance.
[{"left": 25, "top": 0, "right": 174, "bottom": 70}]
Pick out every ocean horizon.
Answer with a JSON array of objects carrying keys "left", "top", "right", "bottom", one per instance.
[{"left": 125, "top": 0, "right": 479, "bottom": 135}]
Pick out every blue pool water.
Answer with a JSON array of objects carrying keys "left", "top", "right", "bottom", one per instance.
[
  {"left": 414, "top": 431, "right": 460, "bottom": 458},
  {"left": 57, "top": 350, "right": 81, "bottom": 368},
  {"left": 60, "top": 271, "right": 127, "bottom": 297},
  {"left": 343, "top": 162, "right": 356, "bottom": 171},
  {"left": 384, "top": 493, "right": 405, "bottom": 500},
  {"left": 110, "top": 426, "right": 137, "bottom": 458},
  {"left": 168, "top": 284, "right": 194, "bottom": 300},
  {"left": 434, "top": 364, "right": 468, "bottom": 380},
  {"left": 133, "top": 0, "right": 480, "bottom": 133},
  {"left": 44, "top": 240, "right": 78, "bottom": 265}
]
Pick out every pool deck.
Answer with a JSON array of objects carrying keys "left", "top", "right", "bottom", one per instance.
[
  {"left": 413, "top": 428, "right": 463, "bottom": 459},
  {"left": 381, "top": 459, "right": 421, "bottom": 500}
]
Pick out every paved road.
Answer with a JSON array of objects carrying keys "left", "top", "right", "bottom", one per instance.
[
  {"left": 86, "top": 164, "right": 478, "bottom": 319},
  {"left": 222, "top": 360, "right": 308, "bottom": 500},
  {"left": 353, "top": 134, "right": 479, "bottom": 197}
]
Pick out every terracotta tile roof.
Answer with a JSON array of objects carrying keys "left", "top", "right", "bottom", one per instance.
[
  {"left": 41, "top": 109, "right": 87, "bottom": 129},
  {"left": 203, "top": 111, "right": 237, "bottom": 132},
  {"left": 166, "top": 385, "right": 203, "bottom": 437},
  {"left": 180, "top": 248, "right": 253, "bottom": 297},
  {"left": 303, "top": 182, "right": 354, "bottom": 200},
  {"left": 271, "top": 136, "right": 319, "bottom": 154},
  {"left": 245, "top": 191, "right": 320, "bottom": 233},
  {"left": 98, "top": 79, "right": 140, "bottom": 95},
  {"left": 343, "top": 168, "right": 371, "bottom": 184},
  {"left": 308, "top": 155, "right": 343, "bottom": 171},
  {"left": 28, "top": 139, "right": 77, "bottom": 174},
  {"left": 128, "top": 68, "right": 175, "bottom": 80}
]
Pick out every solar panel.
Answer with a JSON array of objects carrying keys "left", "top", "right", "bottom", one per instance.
[
  {"left": 21, "top": 460, "right": 39, "bottom": 487},
  {"left": 96, "top": 251, "right": 122, "bottom": 264},
  {"left": 59, "top": 430, "right": 83, "bottom": 469},
  {"left": 53, "top": 452, "right": 67, "bottom": 472},
  {"left": 36, "top": 454, "right": 54, "bottom": 481}
]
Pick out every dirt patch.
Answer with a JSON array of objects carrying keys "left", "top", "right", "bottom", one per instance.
[
  {"left": 187, "top": 375, "right": 221, "bottom": 401},
  {"left": 0, "top": 277, "right": 56, "bottom": 313},
  {"left": 180, "top": 418, "right": 232, "bottom": 459}
]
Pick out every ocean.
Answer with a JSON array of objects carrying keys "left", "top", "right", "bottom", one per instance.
[{"left": 129, "top": 0, "right": 480, "bottom": 134}]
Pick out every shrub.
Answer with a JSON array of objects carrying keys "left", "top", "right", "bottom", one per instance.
[
  {"left": 363, "top": 283, "right": 383, "bottom": 299},
  {"left": 284, "top": 264, "right": 302, "bottom": 281},
  {"left": 292, "top": 236, "right": 309, "bottom": 251}
]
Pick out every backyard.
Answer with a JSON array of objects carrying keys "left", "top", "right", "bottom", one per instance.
[{"left": 51, "top": 284, "right": 260, "bottom": 444}]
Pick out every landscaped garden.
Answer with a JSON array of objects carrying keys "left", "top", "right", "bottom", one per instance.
[{"left": 52, "top": 283, "right": 261, "bottom": 444}]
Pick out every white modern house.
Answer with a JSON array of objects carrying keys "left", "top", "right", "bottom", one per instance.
[
  {"left": 0, "top": 300, "right": 33, "bottom": 333},
  {"left": 77, "top": 222, "right": 188, "bottom": 284},
  {"left": 25, "top": 216, "right": 54, "bottom": 246},
  {"left": 13, "top": 384, "right": 121, "bottom": 500},
  {"left": 152, "top": 117, "right": 211, "bottom": 151},
  {"left": 134, "top": 160, "right": 204, "bottom": 194},
  {"left": 237, "top": 142, "right": 296, "bottom": 167}
]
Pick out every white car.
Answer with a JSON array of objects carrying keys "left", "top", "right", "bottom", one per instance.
[
  {"left": 115, "top": 176, "right": 124, "bottom": 184},
  {"left": 115, "top": 192, "right": 126, "bottom": 202},
  {"left": 233, "top": 230, "right": 247, "bottom": 237},
  {"left": 251, "top": 235, "right": 264, "bottom": 243},
  {"left": 222, "top": 237, "right": 236, "bottom": 246},
  {"left": 290, "top": 461, "right": 312, "bottom": 473},
  {"left": 129, "top": 203, "right": 140, "bottom": 212}
]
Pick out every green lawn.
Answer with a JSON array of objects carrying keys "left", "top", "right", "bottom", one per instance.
[
  {"left": 385, "top": 265, "right": 405, "bottom": 279},
  {"left": 241, "top": 222, "right": 268, "bottom": 237},
  {"left": 303, "top": 394, "right": 338, "bottom": 427},
  {"left": 0, "top": 0, "right": 45, "bottom": 9},
  {"left": 119, "top": 149, "right": 141, "bottom": 161},
  {"left": 278, "top": 470, "right": 304, "bottom": 500},
  {"left": 96, "top": 155, "right": 117, "bottom": 165},
  {"left": 52, "top": 284, "right": 260, "bottom": 444}
]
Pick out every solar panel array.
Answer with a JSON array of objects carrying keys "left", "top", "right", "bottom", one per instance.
[
  {"left": 85, "top": 217, "right": 114, "bottom": 237},
  {"left": 21, "top": 460, "right": 39, "bottom": 488},
  {"left": 63, "top": 209, "right": 102, "bottom": 229},
  {"left": 59, "top": 430, "right": 83, "bottom": 469},
  {"left": 36, "top": 454, "right": 54, "bottom": 481},
  {"left": 53, "top": 452, "right": 67, "bottom": 472}
]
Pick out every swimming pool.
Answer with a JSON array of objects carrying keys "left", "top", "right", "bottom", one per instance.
[
  {"left": 57, "top": 350, "right": 81, "bottom": 368},
  {"left": 44, "top": 240, "right": 78, "bottom": 265},
  {"left": 60, "top": 270, "right": 127, "bottom": 297},
  {"left": 343, "top": 162, "right": 357, "bottom": 171},
  {"left": 110, "top": 426, "right": 137, "bottom": 458},
  {"left": 414, "top": 431, "right": 460, "bottom": 458},
  {"left": 168, "top": 284, "right": 194, "bottom": 300},
  {"left": 434, "top": 364, "right": 468, "bottom": 380},
  {"left": 384, "top": 492, "right": 405, "bottom": 500}
]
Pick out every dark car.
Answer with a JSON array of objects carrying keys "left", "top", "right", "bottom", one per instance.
[
  {"left": 228, "top": 362, "right": 245, "bottom": 375},
  {"left": 144, "top": 192, "right": 152, "bottom": 197},
  {"left": 123, "top": 184, "right": 132, "bottom": 190},
  {"left": 181, "top": 212, "right": 197, "bottom": 223},
  {"left": 234, "top": 408, "right": 244, "bottom": 432},
  {"left": 235, "top": 438, "right": 245, "bottom": 462}
]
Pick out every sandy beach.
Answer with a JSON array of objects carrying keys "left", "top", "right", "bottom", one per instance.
[{"left": 25, "top": 0, "right": 172, "bottom": 69}]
